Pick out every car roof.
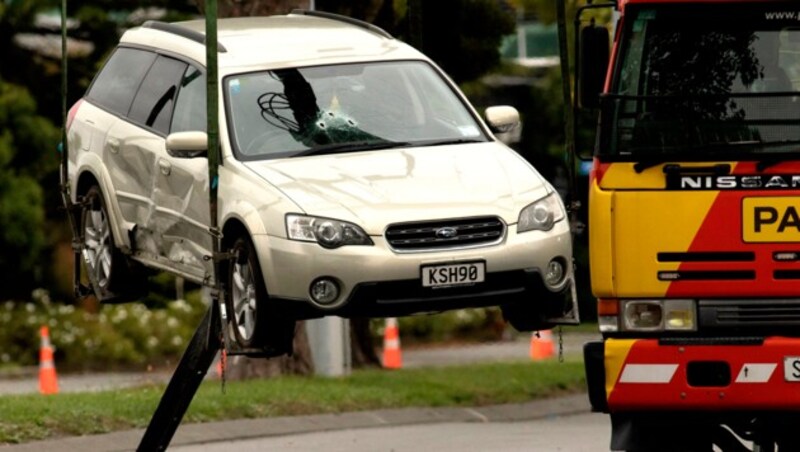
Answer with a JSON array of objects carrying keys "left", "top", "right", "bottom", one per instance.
[{"left": 120, "top": 13, "right": 428, "bottom": 74}]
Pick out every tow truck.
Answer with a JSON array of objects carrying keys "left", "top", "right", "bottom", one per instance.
[{"left": 572, "top": 0, "right": 800, "bottom": 450}]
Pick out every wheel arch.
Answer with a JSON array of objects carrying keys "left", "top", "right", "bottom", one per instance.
[
  {"left": 221, "top": 217, "right": 251, "bottom": 249},
  {"left": 75, "top": 168, "right": 133, "bottom": 251}
]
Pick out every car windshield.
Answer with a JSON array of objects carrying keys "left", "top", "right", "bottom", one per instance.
[
  {"left": 599, "top": 2, "right": 800, "bottom": 159},
  {"left": 225, "top": 61, "right": 488, "bottom": 160}
]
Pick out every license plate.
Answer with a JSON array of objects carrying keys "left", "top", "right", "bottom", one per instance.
[
  {"left": 743, "top": 197, "right": 800, "bottom": 243},
  {"left": 785, "top": 356, "right": 800, "bottom": 381},
  {"left": 421, "top": 262, "right": 485, "bottom": 288}
]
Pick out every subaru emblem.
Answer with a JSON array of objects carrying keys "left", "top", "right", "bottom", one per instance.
[{"left": 436, "top": 227, "right": 458, "bottom": 239}]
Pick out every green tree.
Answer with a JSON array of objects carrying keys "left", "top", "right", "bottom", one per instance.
[
  {"left": 396, "top": 0, "right": 516, "bottom": 83},
  {"left": 0, "top": 81, "right": 59, "bottom": 298},
  {"left": 0, "top": 0, "right": 202, "bottom": 300}
]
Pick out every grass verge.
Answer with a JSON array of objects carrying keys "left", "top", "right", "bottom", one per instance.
[{"left": 0, "top": 358, "right": 585, "bottom": 444}]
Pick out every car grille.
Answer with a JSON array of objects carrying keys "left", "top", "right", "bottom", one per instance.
[{"left": 385, "top": 217, "right": 505, "bottom": 252}]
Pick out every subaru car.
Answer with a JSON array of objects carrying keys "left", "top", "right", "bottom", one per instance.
[{"left": 66, "top": 11, "right": 577, "bottom": 354}]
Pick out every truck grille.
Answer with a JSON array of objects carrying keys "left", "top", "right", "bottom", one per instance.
[
  {"left": 700, "top": 299, "right": 800, "bottom": 329},
  {"left": 385, "top": 217, "right": 505, "bottom": 252}
]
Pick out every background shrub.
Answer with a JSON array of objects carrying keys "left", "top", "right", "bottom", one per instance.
[{"left": 0, "top": 284, "right": 207, "bottom": 371}]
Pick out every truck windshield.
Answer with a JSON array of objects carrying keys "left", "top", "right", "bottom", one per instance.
[{"left": 599, "top": 2, "right": 800, "bottom": 159}]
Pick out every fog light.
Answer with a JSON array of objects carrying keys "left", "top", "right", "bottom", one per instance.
[
  {"left": 623, "top": 300, "right": 663, "bottom": 331},
  {"left": 664, "top": 299, "right": 696, "bottom": 331},
  {"left": 310, "top": 278, "right": 339, "bottom": 305},
  {"left": 544, "top": 259, "right": 565, "bottom": 287},
  {"left": 598, "top": 315, "right": 619, "bottom": 333}
]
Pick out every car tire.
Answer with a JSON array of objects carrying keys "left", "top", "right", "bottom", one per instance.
[
  {"left": 225, "top": 235, "right": 295, "bottom": 355},
  {"left": 81, "top": 185, "right": 144, "bottom": 302}
]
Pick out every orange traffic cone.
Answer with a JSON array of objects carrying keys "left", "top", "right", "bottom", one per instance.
[
  {"left": 530, "top": 330, "right": 555, "bottom": 361},
  {"left": 382, "top": 317, "right": 402, "bottom": 369},
  {"left": 39, "top": 326, "right": 59, "bottom": 395}
]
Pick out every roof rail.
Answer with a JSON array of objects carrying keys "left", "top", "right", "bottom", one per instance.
[
  {"left": 142, "top": 21, "right": 228, "bottom": 53},
  {"left": 289, "top": 9, "right": 393, "bottom": 39}
]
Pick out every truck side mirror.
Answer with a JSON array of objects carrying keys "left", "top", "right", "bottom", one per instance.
[{"left": 579, "top": 24, "right": 610, "bottom": 110}]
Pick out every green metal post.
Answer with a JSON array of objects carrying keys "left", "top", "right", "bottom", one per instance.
[
  {"left": 60, "top": 0, "right": 90, "bottom": 298},
  {"left": 556, "top": 0, "right": 577, "bottom": 211},
  {"left": 60, "top": 1, "right": 71, "bottom": 212},
  {"left": 206, "top": 0, "right": 221, "bottom": 276},
  {"left": 408, "top": 0, "right": 423, "bottom": 50},
  {"left": 137, "top": 4, "right": 225, "bottom": 449},
  {"left": 61, "top": 0, "right": 68, "bottom": 163}
]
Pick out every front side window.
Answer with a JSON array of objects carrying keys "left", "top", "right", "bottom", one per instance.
[
  {"left": 601, "top": 2, "right": 800, "bottom": 159},
  {"left": 171, "top": 67, "right": 207, "bottom": 133},
  {"left": 225, "top": 61, "right": 487, "bottom": 160},
  {"left": 87, "top": 47, "right": 156, "bottom": 116}
]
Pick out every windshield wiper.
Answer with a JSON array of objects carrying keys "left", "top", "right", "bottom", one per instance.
[
  {"left": 633, "top": 158, "right": 671, "bottom": 173},
  {"left": 416, "top": 138, "right": 485, "bottom": 147},
  {"left": 752, "top": 140, "right": 800, "bottom": 172},
  {"left": 294, "top": 140, "right": 411, "bottom": 157},
  {"left": 630, "top": 140, "right": 782, "bottom": 173}
]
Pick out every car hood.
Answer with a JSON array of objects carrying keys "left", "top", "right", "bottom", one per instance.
[{"left": 242, "top": 142, "right": 551, "bottom": 234}]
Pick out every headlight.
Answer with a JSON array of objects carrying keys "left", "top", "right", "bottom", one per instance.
[
  {"left": 621, "top": 299, "right": 696, "bottom": 332},
  {"left": 518, "top": 192, "right": 566, "bottom": 233},
  {"left": 286, "top": 214, "right": 373, "bottom": 249}
]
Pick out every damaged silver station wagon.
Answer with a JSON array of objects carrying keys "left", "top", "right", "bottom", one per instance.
[{"left": 66, "top": 11, "right": 578, "bottom": 354}]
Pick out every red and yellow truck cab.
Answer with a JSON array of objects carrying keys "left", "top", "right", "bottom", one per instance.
[{"left": 581, "top": 0, "right": 800, "bottom": 449}]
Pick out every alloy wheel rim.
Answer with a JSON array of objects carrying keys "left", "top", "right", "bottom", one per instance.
[
  {"left": 84, "top": 206, "right": 112, "bottom": 289},
  {"left": 232, "top": 258, "right": 257, "bottom": 341}
]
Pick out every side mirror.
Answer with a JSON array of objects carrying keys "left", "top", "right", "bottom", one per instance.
[
  {"left": 485, "top": 106, "right": 520, "bottom": 134},
  {"left": 166, "top": 131, "right": 208, "bottom": 158},
  {"left": 579, "top": 24, "right": 610, "bottom": 109}
]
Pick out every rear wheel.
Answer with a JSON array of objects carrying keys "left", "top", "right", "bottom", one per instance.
[
  {"left": 81, "top": 185, "right": 143, "bottom": 302},
  {"left": 226, "top": 235, "right": 294, "bottom": 355}
]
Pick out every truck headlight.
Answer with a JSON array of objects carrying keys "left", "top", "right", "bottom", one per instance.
[
  {"left": 518, "top": 193, "right": 566, "bottom": 233},
  {"left": 621, "top": 299, "right": 696, "bottom": 332},
  {"left": 286, "top": 214, "right": 373, "bottom": 249}
]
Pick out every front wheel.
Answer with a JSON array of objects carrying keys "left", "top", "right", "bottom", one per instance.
[
  {"left": 225, "top": 235, "right": 295, "bottom": 355},
  {"left": 501, "top": 302, "right": 553, "bottom": 332}
]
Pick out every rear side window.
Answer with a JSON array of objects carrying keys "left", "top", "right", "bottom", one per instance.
[
  {"left": 129, "top": 55, "right": 188, "bottom": 134},
  {"left": 87, "top": 47, "right": 156, "bottom": 116}
]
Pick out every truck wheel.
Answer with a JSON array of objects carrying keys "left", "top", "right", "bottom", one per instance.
[{"left": 226, "top": 235, "right": 295, "bottom": 355}]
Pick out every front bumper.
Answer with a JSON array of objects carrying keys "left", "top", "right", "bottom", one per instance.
[
  {"left": 585, "top": 337, "right": 800, "bottom": 413},
  {"left": 252, "top": 221, "right": 573, "bottom": 317}
]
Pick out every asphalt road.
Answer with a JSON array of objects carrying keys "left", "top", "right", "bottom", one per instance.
[
  {"left": 170, "top": 412, "right": 612, "bottom": 452},
  {"left": 4, "top": 394, "right": 598, "bottom": 452}
]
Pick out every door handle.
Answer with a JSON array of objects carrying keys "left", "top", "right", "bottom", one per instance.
[
  {"left": 107, "top": 137, "right": 120, "bottom": 154},
  {"left": 158, "top": 159, "right": 172, "bottom": 176}
]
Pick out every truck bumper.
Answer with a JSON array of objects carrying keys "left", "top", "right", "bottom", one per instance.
[{"left": 584, "top": 337, "right": 800, "bottom": 412}]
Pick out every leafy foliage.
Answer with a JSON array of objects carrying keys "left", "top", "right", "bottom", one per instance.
[
  {"left": 0, "top": 82, "right": 58, "bottom": 296},
  {"left": 401, "top": 0, "right": 516, "bottom": 83},
  {"left": 0, "top": 287, "right": 207, "bottom": 370}
]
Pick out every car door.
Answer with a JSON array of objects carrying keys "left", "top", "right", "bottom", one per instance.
[
  {"left": 123, "top": 54, "right": 210, "bottom": 280},
  {"left": 154, "top": 64, "right": 212, "bottom": 280}
]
